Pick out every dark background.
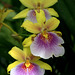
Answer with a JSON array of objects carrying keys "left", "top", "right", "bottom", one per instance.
[{"left": 0, "top": 0, "right": 75, "bottom": 75}]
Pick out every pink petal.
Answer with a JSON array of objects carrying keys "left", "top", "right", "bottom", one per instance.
[
  {"left": 10, "top": 63, "right": 45, "bottom": 75},
  {"left": 30, "top": 32, "right": 64, "bottom": 59},
  {"left": 43, "top": 9, "right": 51, "bottom": 21},
  {"left": 25, "top": 10, "right": 37, "bottom": 23},
  {"left": 51, "top": 45, "right": 65, "bottom": 57},
  {"left": 50, "top": 32, "right": 64, "bottom": 46}
]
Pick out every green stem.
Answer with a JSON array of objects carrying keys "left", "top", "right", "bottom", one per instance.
[{"left": 2, "top": 22, "right": 23, "bottom": 40}]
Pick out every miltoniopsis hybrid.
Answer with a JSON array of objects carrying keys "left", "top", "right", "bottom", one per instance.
[
  {"left": 7, "top": 46, "right": 52, "bottom": 75},
  {"left": 13, "top": 0, "right": 59, "bottom": 23},
  {"left": 21, "top": 10, "right": 65, "bottom": 59}
]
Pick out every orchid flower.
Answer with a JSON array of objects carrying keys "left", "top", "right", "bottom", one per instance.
[
  {"left": 21, "top": 10, "right": 65, "bottom": 59},
  {"left": 7, "top": 46, "right": 52, "bottom": 75},
  {"left": 13, "top": 0, "right": 59, "bottom": 23}
]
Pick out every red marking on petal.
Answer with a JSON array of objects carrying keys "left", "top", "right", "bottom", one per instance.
[
  {"left": 22, "top": 63, "right": 34, "bottom": 72},
  {"left": 40, "top": 33, "right": 53, "bottom": 43},
  {"left": 22, "top": 63, "right": 26, "bottom": 70},
  {"left": 48, "top": 33, "right": 53, "bottom": 42},
  {"left": 40, "top": 34, "right": 45, "bottom": 41}
]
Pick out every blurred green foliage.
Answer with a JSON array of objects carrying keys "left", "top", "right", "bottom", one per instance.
[{"left": 0, "top": 0, "right": 75, "bottom": 75}]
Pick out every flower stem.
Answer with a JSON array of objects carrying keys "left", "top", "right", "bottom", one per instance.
[{"left": 2, "top": 22, "right": 23, "bottom": 40}]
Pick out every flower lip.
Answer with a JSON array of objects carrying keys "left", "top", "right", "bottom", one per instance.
[
  {"left": 10, "top": 62, "right": 45, "bottom": 75},
  {"left": 30, "top": 32, "right": 64, "bottom": 59}
]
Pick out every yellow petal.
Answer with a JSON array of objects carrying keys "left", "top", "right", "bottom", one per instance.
[
  {"left": 19, "top": 0, "right": 36, "bottom": 8},
  {"left": 21, "top": 20, "right": 42, "bottom": 33},
  {"left": 33, "top": 60, "right": 52, "bottom": 72},
  {"left": 19, "top": 0, "right": 58, "bottom": 8},
  {"left": 8, "top": 46, "right": 25, "bottom": 61},
  {"left": 7, "top": 61, "right": 23, "bottom": 74},
  {"left": 22, "top": 34, "right": 36, "bottom": 47},
  {"left": 45, "top": 17, "right": 60, "bottom": 31},
  {"left": 13, "top": 9, "right": 29, "bottom": 19},
  {"left": 41, "top": 0, "right": 58, "bottom": 8},
  {"left": 2, "top": 9, "right": 14, "bottom": 21},
  {"left": 52, "top": 31, "right": 62, "bottom": 36},
  {"left": 47, "top": 8, "right": 59, "bottom": 17},
  {"left": 31, "top": 56, "right": 40, "bottom": 62},
  {"left": 35, "top": 9, "right": 46, "bottom": 24}
]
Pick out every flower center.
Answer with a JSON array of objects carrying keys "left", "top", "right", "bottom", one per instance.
[
  {"left": 40, "top": 31, "right": 53, "bottom": 43},
  {"left": 22, "top": 60, "right": 34, "bottom": 72}
]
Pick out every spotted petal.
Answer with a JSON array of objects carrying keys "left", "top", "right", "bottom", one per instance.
[
  {"left": 8, "top": 46, "right": 25, "bottom": 61},
  {"left": 13, "top": 9, "right": 29, "bottom": 19},
  {"left": 10, "top": 63, "right": 45, "bottom": 75}
]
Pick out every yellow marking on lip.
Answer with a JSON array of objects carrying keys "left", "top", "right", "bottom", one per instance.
[
  {"left": 25, "top": 60, "right": 31, "bottom": 68},
  {"left": 42, "top": 31, "right": 48, "bottom": 39},
  {"left": 43, "top": 33, "right": 48, "bottom": 39}
]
